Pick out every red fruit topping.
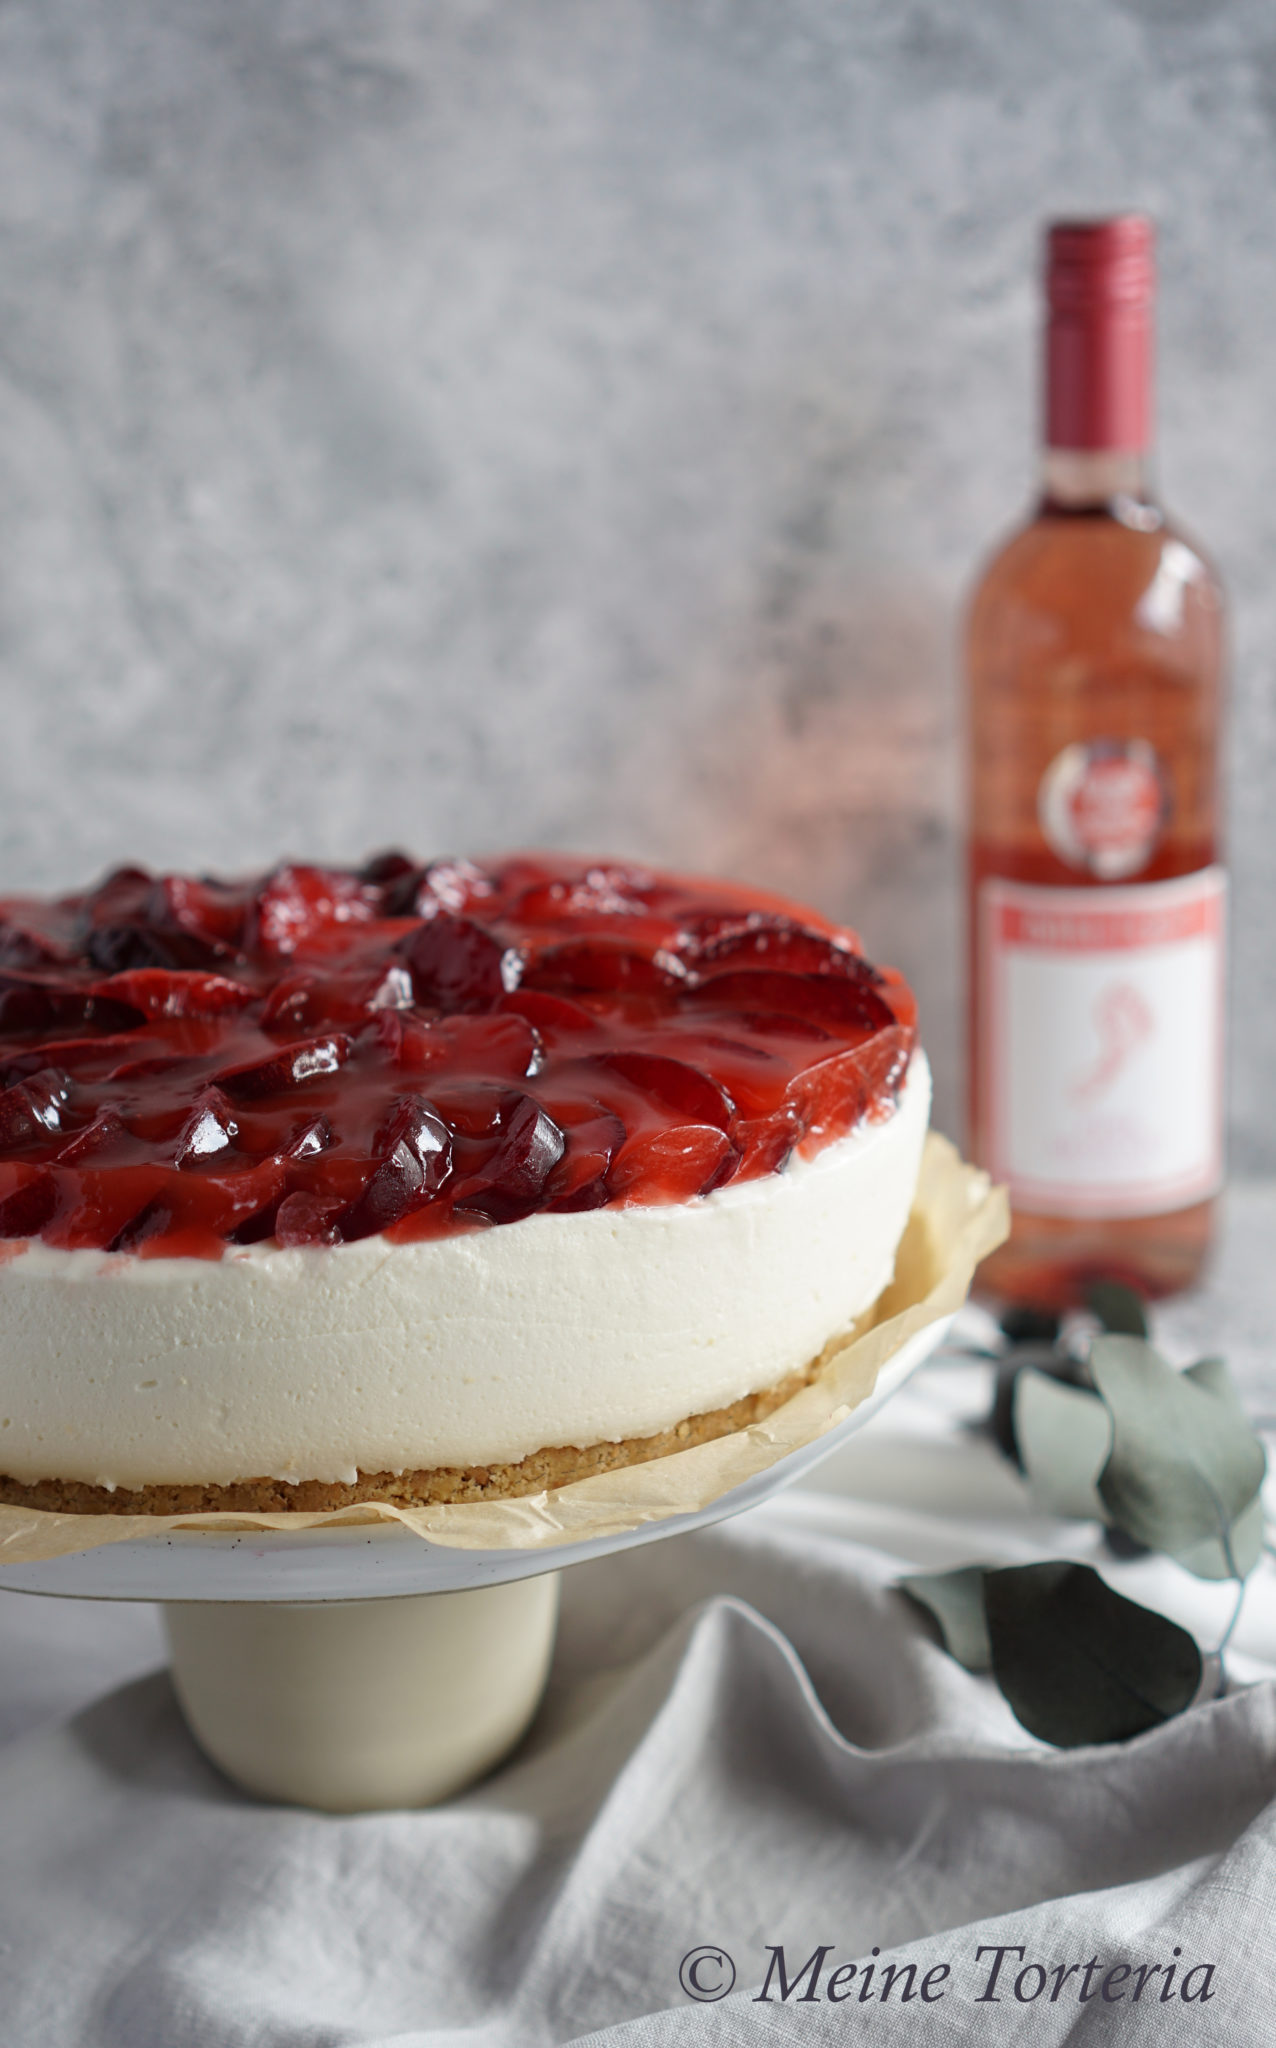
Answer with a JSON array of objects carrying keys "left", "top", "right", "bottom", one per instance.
[
  {"left": 108, "top": 1195, "right": 175, "bottom": 1255},
  {"left": 276, "top": 1191, "right": 345, "bottom": 1248},
  {"left": 0, "top": 1172, "right": 58, "bottom": 1239},
  {"left": 77, "top": 868, "right": 241, "bottom": 975},
  {"left": 338, "top": 1098, "right": 453, "bottom": 1243},
  {"left": 541, "top": 1099, "right": 628, "bottom": 1213},
  {"left": 359, "top": 850, "right": 419, "bottom": 889},
  {"left": 415, "top": 856, "right": 497, "bottom": 920},
  {"left": 523, "top": 939, "right": 685, "bottom": 996},
  {"left": 0, "top": 923, "right": 70, "bottom": 971},
  {"left": 684, "top": 968, "right": 896, "bottom": 1036},
  {"left": 217, "top": 1035, "right": 351, "bottom": 1103},
  {"left": 498, "top": 988, "right": 600, "bottom": 1041},
  {"left": 284, "top": 1116, "right": 332, "bottom": 1160},
  {"left": 95, "top": 970, "right": 255, "bottom": 1022},
  {"left": 0, "top": 855, "right": 916, "bottom": 1252},
  {"left": 430, "top": 1014, "right": 543, "bottom": 1082},
  {"left": 448, "top": 1091, "right": 566, "bottom": 1226},
  {"left": 173, "top": 1092, "right": 239, "bottom": 1170},
  {"left": 0, "top": 974, "right": 145, "bottom": 1038},
  {"left": 687, "top": 920, "right": 867, "bottom": 979},
  {"left": 55, "top": 1110, "right": 133, "bottom": 1166},
  {"left": 248, "top": 865, "right": 378, "bottom": 958},
  {"left": 398, "top": 915, "right": 523, "bottom": 1013},
  {"left": 0, "top": 1068, "right": 69, "bottom": 1151},
  {"left": 589, "top": 1050, "right": 734, "bottom": 1131},
  {"left": 732, "top": 1110, "right": 801, "bottom": 1180},
  {"left": 608, "top": 1126, "right": 739, "bottom": 1203}
]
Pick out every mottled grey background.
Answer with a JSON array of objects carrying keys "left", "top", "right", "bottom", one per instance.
[{"left": 0, "top": 1, "right": 1273, "bottom": 1158}]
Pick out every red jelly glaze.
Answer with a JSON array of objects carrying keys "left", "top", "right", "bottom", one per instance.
[{"left": 0, "top": 854, "right": 917, "bottom": 1258}]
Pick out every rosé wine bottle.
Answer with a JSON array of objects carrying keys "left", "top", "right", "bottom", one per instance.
[{"left": 966, "top": 216, "right": 1226, "bottom": 1308}]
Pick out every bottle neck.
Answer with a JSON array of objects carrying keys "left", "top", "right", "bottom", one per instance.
[{"left": 1039, "top": 447, "right": 1157, "bottom": 517}]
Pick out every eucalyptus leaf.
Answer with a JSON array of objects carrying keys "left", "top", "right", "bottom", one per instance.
[
  {"left": 1014, "top": 1368, "right": 1112, "bottom": 1520},
  {"left": 1000, "top": 1305, "right": 1061, "bottom": 1346},
  {"left": 984, "top": 1561, "right": 1202, "bottom": 1747},
  {"left": 990, "top": 1346, "right": 1088, "bottom": 1467},
  {"left": 1169, "top": 1490, "right": 1266, "bottom": 1582},
  {"left": 1091, "top": 1335, "right": 1266, "bottom": 1564},
  {"left": 1184, "top": 1354, "right": 1250, "bottom": 1421},
  {"left": 1087, "top": 1281, "right": 1150, "bottom": 1337},
  {"left": 899, "top": 1566, "right": 991, "bottom": 1672}
]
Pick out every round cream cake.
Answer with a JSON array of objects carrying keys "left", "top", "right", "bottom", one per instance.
[{"left": 0, "top": 853, "right": 928, "bottom": 1511}]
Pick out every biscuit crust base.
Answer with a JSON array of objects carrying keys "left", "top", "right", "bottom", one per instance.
[{"left": 0, "top": 1359, "right": 817, "bottom": 1517}]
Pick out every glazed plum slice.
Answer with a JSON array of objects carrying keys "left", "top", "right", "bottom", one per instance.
[
  {"left": 442, "top": 1086, "right": 567, "bottom": 1226},
  {"left": 498, "top": 988, "right": 600, "bottom": 1043},
  {"left": 248, "top": 865, "right": 378, "bottom": 958},
  {"left": 0, "top": 1172, "right": 59, "bottom": 1239},
  {"left": 216, "top": 1034, "right": 351, "bottom": 1103},
  {"left": 427, "top": 1015, "right": 544, "bottom": 1081},
  {"left": 261, "top": 963, "right": 415, "bottom": 1035},
  {"left": 587, "top": 1050, "right": 734, "bottom": 1132},
  {"left": 681, "top": 968, "right": 896, "bottom": 1037},
  {"left": 685, "top": 919, "right": 867, "bottom": 980},
  {"left": 0, "top": 974, "right": 146, "bottom": 1038},
  {"left": 55, "top": 1109, "right": 134, "bottom": 1166},
  {"left": 413, "top": 856, "right": 497, "bottom": 920},
  {"left": 285, "top": 1115, "right": 332, "bottom": 1160},
  {"left": 0, "top": 922, "right": 71, "bottom": 971},
  {"left": 398, "top": 914, "right": 523, "bottom": 1013},
  {"left": 77, "top": 870, "right": 250, "bottom": 966},
  {"left": 225, "top": 1118, "right": 333, "bottom": 1245},
  {"left": 108, "top": 1194, "right": 176, "bottom": 1254},
  {"left": 173, "top": 1091, "right": 240, "bottom": 1169},
  {"left": 607, "top": 1125, "right": 740, "bottom": 1203},
  {"left": 0, "top": 1068, "right": 70, "bottom": 1152},
  {"left": 358, "top": 848, "right": 420, "bottom": 901},
  {"left": 536, "top": 1093, "right": 628, "bottom": 1213},
  {"left": 337, "top": 1097, "right": 454, "bottom": 1243},
  {"left": 274, "top": 1191, "right": 347, "bottom": 1248},
  {"left": 522, "top": 939, "right": 686, "bottom": 997},
  {"left": 93, "top": 969, "right": 255, "bottom": 1022},
  {"left": 785, "top": 1030, "right": 911, "bottom": 1148}
]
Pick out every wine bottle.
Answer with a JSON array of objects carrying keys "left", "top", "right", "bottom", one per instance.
[{"left": 966, "top": 215, "right": 1226, "bottom": 1307}]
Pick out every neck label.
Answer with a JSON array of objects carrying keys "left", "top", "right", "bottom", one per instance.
[{"left": 1038, "top": 738, "right": 1169, "bottom": 879}]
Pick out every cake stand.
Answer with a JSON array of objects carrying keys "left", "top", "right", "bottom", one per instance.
[{"left": 0, "top": 1315, "right": 952, "bottom": 1812}]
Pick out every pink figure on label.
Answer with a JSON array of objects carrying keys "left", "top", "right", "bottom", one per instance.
[{"left": 1072, "top": 982, "right": 1155, "bottom": 1104}]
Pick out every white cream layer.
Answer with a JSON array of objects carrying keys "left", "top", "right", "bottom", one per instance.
[{"left": 0, "top": 1052, "right": 930, "bottom": 1489}]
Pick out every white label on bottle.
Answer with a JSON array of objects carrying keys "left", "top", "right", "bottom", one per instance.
[{"left": 980, "top": 867, "right": 1226, "bottom": 1218}]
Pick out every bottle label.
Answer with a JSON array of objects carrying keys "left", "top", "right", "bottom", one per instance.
[
  {"left": 1038, "top": 738, "right": 1169, "bottom": 879},
  {"left": 980, "top": 866, "right": 1225, "bottom": 1217}
]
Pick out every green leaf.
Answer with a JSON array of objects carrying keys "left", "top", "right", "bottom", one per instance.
[
  {"left": 1000, "top": 1304, "right": 1061, "bottom": 1346},
  {"left": 1087, "top": 1281, "right": 1150, "bottom": 1337},
  {"left": 1014, "top": 1369, "right": 1112, "bottom": 1520},
  {"left": 1169, "top": 1491, "right": 1266, "bottom": 1582},
  {"left": 899, "top": 1566, "right": 991, "bottom": 1671},
  {"left": 985, "top": 1561, "right": 1202, "bottom": 1747},
  {"left": 1091, "top": 1335, "right": 1267, "bottom": 1568},
  {"left": 1184, "top": 1354, "right": 1251, "bottom": 1422}
]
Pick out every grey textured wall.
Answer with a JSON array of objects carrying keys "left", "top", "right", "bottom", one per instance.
[{"left": 0, "top": 1, "right": 1273, "bottom": 1156}]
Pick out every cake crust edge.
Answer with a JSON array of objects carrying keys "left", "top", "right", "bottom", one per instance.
[{"left": 0, "top": 1359, "right": 818, "bottom": 1516}]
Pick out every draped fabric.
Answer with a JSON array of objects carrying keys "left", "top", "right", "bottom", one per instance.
[{"left": 3, "top": 1345, "right": 1274, "bottom": 2045}]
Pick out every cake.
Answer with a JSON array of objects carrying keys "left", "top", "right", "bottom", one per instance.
[{"left": 0, "top": 853, "right": 929, "bottom": 1512}]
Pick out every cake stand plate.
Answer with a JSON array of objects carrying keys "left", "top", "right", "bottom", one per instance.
[{"left": 0, "top": 1315, "right": 952, "bottom": 1810}]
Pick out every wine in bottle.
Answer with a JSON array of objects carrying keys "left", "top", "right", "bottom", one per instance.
[{"left": 966, "top": 215, "right": 1226, "bottom": 1307}]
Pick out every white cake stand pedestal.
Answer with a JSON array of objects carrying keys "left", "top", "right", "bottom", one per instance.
[
  {"left": 166, "top": 1575, "right": 562, "bottom": 1811},
  {"left": 0, "top": 1316, "right": 951, "bottom": 1811}
]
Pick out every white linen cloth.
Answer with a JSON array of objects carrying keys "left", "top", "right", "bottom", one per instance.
[{"left": 3, "top": 1326, "right": 1276, "bottom": 2045}]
